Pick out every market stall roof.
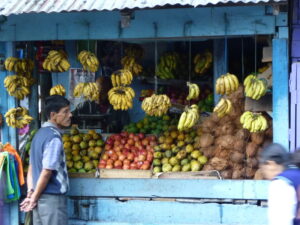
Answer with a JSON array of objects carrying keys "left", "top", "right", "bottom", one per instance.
[{"left": 0, "top": 0, "right": 286, "bottom": 16}]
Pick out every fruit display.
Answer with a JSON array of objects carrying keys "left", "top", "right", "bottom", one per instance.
[
  {"left": 63, "top": 127, "right": 105, "bottom": 173},
  {"left": 215, "top": 73, "right": 239, "bottom": 95},
  {"left": 111, "top": 69, "right": 133, "bottom": 87},
  {"left": 73, "top": 82, "right": 100, "bottom": 101},
  {"left": 213, "top": 98, "right": 232, "bottom": 118},
  {"left": 186, "top": 82, "right": 200, "bottom": 101},
  {"left": 244, "top": 74, "right": 267, "bottom": 100},
  {"left": 98, "top": 132, "right": 156, "bottom": 170},
  {"left": 42, "top": 50, "right": 70, "bottom": 72},
  {"left": 108, "top": 86, "right": 135, "bottom": 110},
  {"left": 240, "top": 111, "right": 268, "bottom": 133},
  {"left": 141, "top": 94, "right": 171, "bottom": 117},
  {"left": 156, "top": 52, "right": 180, "bottom": 79},
  {"left": 23, "top": 129, "right": 38, "bottom": 174},
  {"left": 123, "top": 115, "right": 178, "bottom": 135},
  {"left": 5, "top": 107, "right": 33, "bottom": 128},
  {"left": 5, "top": 57, "right": 34, "bottom": 73},
  {"left": 4, "top": 75, "right": 31, "bottom": 100},
  {"left": 195, "top": 86, "right": 273, "bottom": 179},
  {"left": 177, "top": 105, "right": 200, "bottom": 131},
  {"left": 152, "top": 127, "right": 207, "bottom": 173},
  {"left": 121, "top": 45, "right": 144, "bottom": 76},
  {"left": 121, "top": 56, "right": 143, "bottom": 76},
  {"left": 197, "top": 93, "right": 214, "bottom": 112},
  {"left": 77, "top": 50, "right": 100, "bottom": 72},
  {"left": 50, "top": 84, "right": 66, "bottom": 96},
  {"left": 194, "top": 50, "right": 212, "bottom": 75}
]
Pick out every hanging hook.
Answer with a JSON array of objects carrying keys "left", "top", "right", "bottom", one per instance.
[{"left": 183, "top": 20, "right": 193, "bottom": 37}]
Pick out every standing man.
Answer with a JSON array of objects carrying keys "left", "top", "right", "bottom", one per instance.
[{"left": 20, "top": 95, "right": 72, "bottom": 225}]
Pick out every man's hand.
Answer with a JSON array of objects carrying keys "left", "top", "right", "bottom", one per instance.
[{"left": 20, "top": 196, "right": 37, "bottom": 212}]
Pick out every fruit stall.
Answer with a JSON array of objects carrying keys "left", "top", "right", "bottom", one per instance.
[{"left": 0, "top": 1, "right": 290, "bottom": 225}]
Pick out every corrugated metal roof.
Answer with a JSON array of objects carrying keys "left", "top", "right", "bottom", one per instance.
[{"left": 0, "top": 0, "right": 285, "bottom": 16}]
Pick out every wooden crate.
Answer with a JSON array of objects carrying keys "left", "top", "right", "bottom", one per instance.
[
  {"left": 152, "top": 170, "right": 222, "bottom": 180},
  {"left": 68, "top": 172, "right": 97, "bottom": 178},
  {"left": 99, "top": 168, "right": 152, "bottom": 179}
]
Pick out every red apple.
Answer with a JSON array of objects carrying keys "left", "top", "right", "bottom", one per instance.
[
  {"left": 99, "top": 164, "right": 106, "bottom": 169},
  {"left": 137, "top": 161, "right": 144, "bottom": 168},
  {"left": 127, "top": 138, "right": 134, "bottom": 146},
  {"left": 114, "top": 160, "right": 123, "bottom": 167},
  {"left": 119, "top": 154, "right": 126, "bottom": 161},
  {"left": 114, "top": 140, "right": 121, "bottom": 146},
  {"left": 138, "top": 133, "right": 145, "bottom": 139},
  {"left": 105, "top": 144, "right": 112, "bottom": 151},
  {"left": 140, "top": 164, "right": 150, "bottom": 170},
  {"left": 107, "top": 150, "right": 114, "bottom": 156},
  {"left": 127, "top": 153, "right": 134, "bottom": 161},
  {"left": 123, "top": 159, "right": 131, "bottom": 165},
  {"left": 123, "top": 164, "right": 130, "bottom": 170},
  {"left": 106, "top": 164, "right": 113, "bottom": 169},
  {"left": 115, "top": 165, "right": 122, "bottom": 169},
  {"left": 130, "top": 163, "right": 137, "bottom": 170},
  {"left": 141, "top": 139, "right": 149, "bottom": 146},
  {"left": 120, "top": 131, "right": 129, "bottom": 138},
  {"left": 111, "top": 153, "right": 118, "bottom": 161},
  {"left": 138, "top": 154, "right": 146, "bottom": 162},
  {"left": 107, "top": 159, "right": 114, "bottom": 165},
  {"left": 129, "top": 133, "right": 135, "bottom": 139},
  {"left": 121, "top": 139, "right": 127, "bottom": 145},
  {"left": 133, "top": 136, "right": 139, "bottom": 142}
]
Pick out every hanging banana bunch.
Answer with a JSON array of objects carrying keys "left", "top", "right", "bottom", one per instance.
[
  {"left": 5, "top": 107, "right": 33, "bottom": 128},
  {"left": 111, "top": 69, "right": 133, "bottom": 87},
  {"left": 4, "top": 75, "right": 31, "bottom": 100},
  {"left": 43, "top": 50, "right": 70, "bottom": 72},
  {"left": 213, "top": 98, "right": 232, "bottom": 118},
  {"left": 121, "top": 56, "right": 143, "bottom": 76},
  {"left": 156, "top": 52, "right": 179, "bottom": 79},
  {"left": 141, "top": 94, "right": 171, "bottom": 117},
  {"left": 177, "top": 105, "right": 199, "bottom": 131},
  {"left": 77, "top": 50, "right": 100, "bottom": 72},
  {"left": 186, "top": 82, "right": 200, "bottom": 100},
  {"left": 244, "top": 74, "right": 268, "bottom": 100},
  {"left": 73, "top": 82, "right": 99, "bottom": 101},
  {"left": 108, "top": 86, "right": 135, "bottom": 110},
  {"left": 215, "top": 73, "right": 239, "bottom": 95},
  {"left": 50, "top": 84, "right": 66, "bottom": 96},
  {"left": 240, "top": 111, "right": 268, "bottom": 133},
  {"left": 194, "top": 50, "right": 212, "bottom": 75}
]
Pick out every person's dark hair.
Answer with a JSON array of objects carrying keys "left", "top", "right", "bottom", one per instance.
[
  {"left": 44, "top": 95, "right": 70, "bottom": 119},
  {"left": 260, "top": 143, "right": 290, "bottom": 166},
  {"left": 291, "top": 150, "right": 300, "bottom": 168}
]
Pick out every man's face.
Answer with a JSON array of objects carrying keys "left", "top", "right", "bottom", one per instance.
[
  {"left": 260, "top": 160, "right": 284, "bottom": 180},
  {"left": 51, "top": 105, "right": 72, "bottom": 128}
]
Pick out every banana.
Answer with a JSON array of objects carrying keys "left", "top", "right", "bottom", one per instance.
[
  {"left": 50, "top": 84, "right": 66, "bottom": 96},
  {"left": 177, "top": 105, "right": 199, "bottom": 131},
  {"left": 43, "top": 50, "right": 70, "bottom": 72},
  {"left": 244, "top": 74, "right": 267, "bottom": 100},
  {"left": 5, "top": 107, "right": 33, "bottom": 128}
]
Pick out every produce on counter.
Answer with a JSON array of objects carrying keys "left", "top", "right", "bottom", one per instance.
[
  {"left": 98, "top": 132, "right": 156, "bottom": 170},
  {"left": 177, "top": 105, "right": 199, "bottom": 131},
  {"left": 215, "top": 73, "right": 239, "bottom": 95},
  {"left": 50, "top": 84, "right": 66, "bottom": 96},
  {"left": 152, "top": 126, "right": 207, "bottom": 173},
  {"left": 196, "top": 86, "right": 273, "bottom": 179},
  {"left": 63, "top": 127, "right": 105, "bottom": 173},
  {"left": 186, "top": 82, "right": 200, "bottom": 101},
  {"left": 141, "top": 94, "right": 171, "bottom": 116},
  {"left": 124, "top": 115, "right": 178, "bottom": 135},
  {"left": 244, "top": 74, "right": 268, "bottom": 100}
]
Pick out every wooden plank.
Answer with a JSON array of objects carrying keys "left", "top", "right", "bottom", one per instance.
[
  {"left": 69, "top": 178, "right": 269, "bottom": 200},
  {"left": 272, "top": 39, "right": 289, "bottom": 150},
  {"left": 0, "top": 7, "right": 279, "bottom": 42},
  {"left": 67, "top": 198, "right": 267, "bottom": 225},
  {"left": 244, "top": 94, "right": 272, "bottom": 112},
  {"left": 99, "top": 169, "right": 152, "bottom": 179}
]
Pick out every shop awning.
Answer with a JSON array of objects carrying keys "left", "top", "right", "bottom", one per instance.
[{"left": 0, "top": 0, "right": 286, "bottom": 16}]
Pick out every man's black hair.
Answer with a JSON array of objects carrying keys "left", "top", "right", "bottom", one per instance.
[
  {"left": 44, "top": 95, "right": 70, "bottom": 120},
  {"left": 260, "top": 143, "right": 290, "bottom": 166}
]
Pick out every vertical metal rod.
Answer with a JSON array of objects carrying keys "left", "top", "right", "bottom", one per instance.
[
  {"left": 154, "top": 40, "right": 158, "bottom": 94},
  {"left": 224, "top": 13, "right": 228, "bottom": 72},
  {"left": 241, "top": 37, "right": 244, "bottom": 78},
  {"left": 188, "top": 39, "right": 191, "bottom": 82},
  {"left": 254, "top": 34, "right": 257, "bottom": 75}
]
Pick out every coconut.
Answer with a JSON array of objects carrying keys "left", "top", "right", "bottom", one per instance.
[
  {"left": 220, "top": 123, "right": 235, "bottom": 136},
  {"left": 233, "top": 139, "right": 246, "bottom": 152},
  {"left": 246, "top": 142, "right": 258, "bottom": 158},
  {"left": 210, "top": 157, "right": 229, "bottom": 171},
  {"left": 250, "top": 132, "right": 265, "bottom": 145},
  {"left": 232, "top": 170, "right": 244, "bottom": 179},
  {"left": 245, "top": 167, "right": 256, "bottom": 179},
  {"left": 231, "top": 151, "right": 245, "bottom": 163},
  {"left": 202, "top": 164, "right": 214, "bottom": 171},
  {"left": 198, "top": 133, "right": 214, "bottom": 148},
  {"left": 246, "top": 157, "right": 259, "bottom": 168},
  {"left": 235, "top": 129, "right": 250, "bottom": 141},
  {"left": 216, "top": 135, "right": 235, "bottom": 149},
  {"left": 220, "top": 169, "right": 233, "bottom": 179},
  {"left": 201, "top": 146, "right": 215, "bottom": 158}
]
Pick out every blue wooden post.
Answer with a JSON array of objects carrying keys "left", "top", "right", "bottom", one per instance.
[
  {"left": 213, "top": 39, "right": 227, "bottom": 104},
  {"left": 273, "top": 39, "right": 289, "bottom": 150}
]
